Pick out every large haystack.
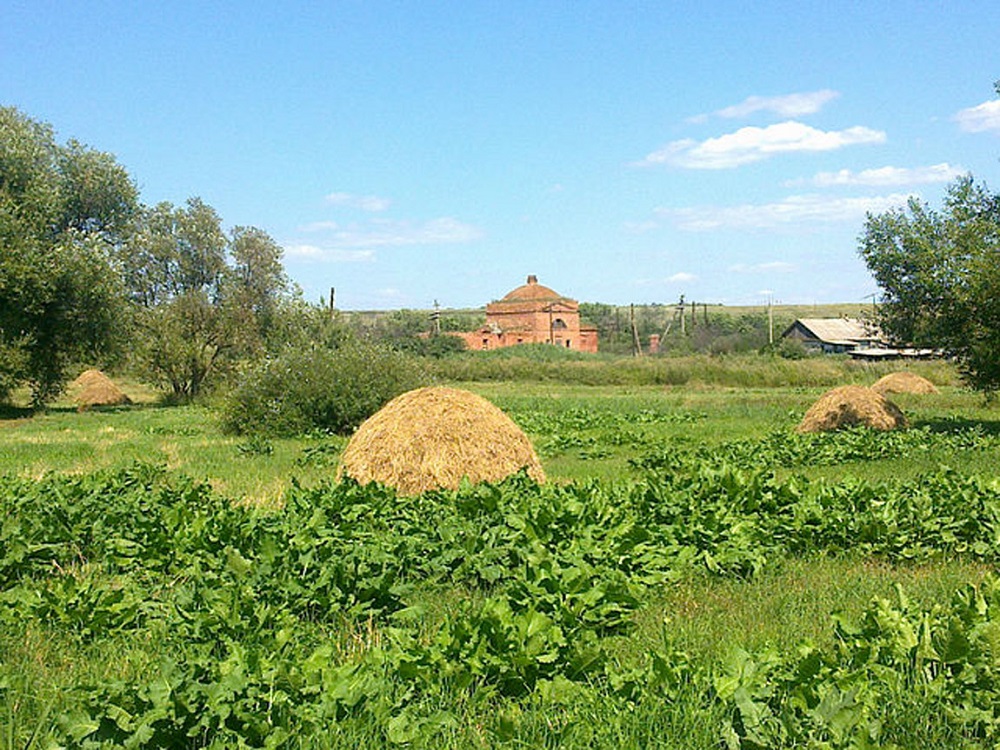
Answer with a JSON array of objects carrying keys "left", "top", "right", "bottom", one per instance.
[
  {"left": 338, "top": 386, "right": 545, "bottom": 495},
  {"left": 871, "top": 371, "right": 939, "bottom": 395},
  {"left": 797, "top": 385, "right": 907, "bottom": 433},
  {"left": 71, "top": 370, "right": 132, "bottom": 410}
]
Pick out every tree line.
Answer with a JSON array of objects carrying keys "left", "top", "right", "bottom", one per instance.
[{"left": 1, "top": 106, "right": 304, "bottom": 406}]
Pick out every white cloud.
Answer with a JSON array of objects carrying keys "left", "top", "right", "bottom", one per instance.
[
  {"left": 298, "top": 220, "right": 340, "bottom": 232},
  {"left": 729, "top": 262, "right": 796, "bottom": 274},
  {"left": 287, "top": 217, "right": 482, "bottom": 256},
  {"left": 324, "top": 192, "right": 392, "bottom": 211},
  {"left": 636, "top": 121, "right": 886, "bottom": 169},
  {"left": 791, "top": 163, "right": 964, "bottom": 187},
  {"left": 658, "top": 193, "right": 914, "bottom": 231},
  {"left": 954, "top": 99, "right": 1000, "bottom": 134},
  {"left": 636, "top": 272, "right": 698, "bottom": 286},
  {"left": 668, "top": 272, "right": 697, "bottom": 283},
  {"left": 325, "top": 217, "right": 482, "bottom": 248},
  {"left": 714, "top": 89, "right": 840, "bottom": 119},
  {"left": 283, "top": 244, "right": 375, "bottom": 262}
]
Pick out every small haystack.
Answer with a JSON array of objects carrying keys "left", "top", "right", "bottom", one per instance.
[
  {"left": 71, "top": 369, "right": 132, "bottom": 410},
  {"left": 797, "top": 385, "right": 907, "bottom": 433},
  {"left": 871, "top": 371, "right": 939, "bottom": 395},
  {"left": 338, "top": 386, "right": 545, "bottom": 495},
  {"left": 70, "top": 369, "right": 108, "bottom": 390}
]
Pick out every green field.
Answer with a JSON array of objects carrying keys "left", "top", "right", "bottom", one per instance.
[{"left": 4, "top": 360, "right": 1000, "bottom": 748}]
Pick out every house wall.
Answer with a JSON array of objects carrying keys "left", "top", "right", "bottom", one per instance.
[{"left": 452, "top": 303, "right": 599, "bottom": 352}]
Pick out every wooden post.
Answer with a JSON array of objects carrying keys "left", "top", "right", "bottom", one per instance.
[
  {"left": 768, "top": 295, "right": 774, "bottom": 345},
  {"left": 630, "top": 304, "right": 642, "bottom": 357},
  {"left": 329, "top": 287, "right": 336, "bottom": 318}
]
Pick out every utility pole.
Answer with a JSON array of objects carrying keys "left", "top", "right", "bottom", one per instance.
[
  {"left": 663, "top": 295, "right": 686, "bottom": 338},
  {"left": 767, "top": 293, "right": 774, "bottom": 345},
  {"left": 431, "top": 300, "right": 441, "bottom": 336},
  {"left": 329, "top": 287, "right": 336, "bottom": 318},
  {"left": 630, "top": 304, "right": 642, "bottom": 356}
]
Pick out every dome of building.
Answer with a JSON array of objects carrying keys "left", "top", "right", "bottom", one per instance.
[{"left": 500, "top": 274, "right": 565, "bottom": 302}]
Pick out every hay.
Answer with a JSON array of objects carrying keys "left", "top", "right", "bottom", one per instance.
[
  {"left": 70, "top": 370, "right": 132, "bottom": 410},
  {"left": 338, "top": 386, "right": 545, "bottom": 495},
  {"left": 70, "top": 369, "right": 107, "bottom": 390},
  {"left": 797, "top": 385, "right": 907, "bottom": 433},
  {"left": 871, "top": 371, "right": 939, "bottom": 395}
]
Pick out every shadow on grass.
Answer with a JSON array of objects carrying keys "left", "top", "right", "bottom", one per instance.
[
  {"left": 43, "top": 397, "right": 185, "bottom": 416},
  {"left": 0, "top": 403, "right": 35, "bottom": 420},
  {"left": 911, "top": 416, "right": 1000, "bottom": 436}
]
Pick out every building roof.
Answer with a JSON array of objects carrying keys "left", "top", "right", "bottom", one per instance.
[
  {"left": 784, "top": 318, "right": 879, "bottom": 344},
  {"left": 488, "top": 275, "right": 579, "bottom": 314},
  {"left": 500, "top": 275, "right": 565, "bottom": 302}
]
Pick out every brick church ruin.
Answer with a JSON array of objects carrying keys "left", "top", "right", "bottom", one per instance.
[{"left": 455, "top": 275, "right": 598, "bottom": 353}]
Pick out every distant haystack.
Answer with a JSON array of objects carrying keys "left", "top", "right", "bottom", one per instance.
[
  {"left": 338, "top": 386, "right": 545, "bottom": 495},
  {"left": 70, "top": 370, "right": 132, "bottom": 410},
  {"left": 70, "top": 369, "right": 107, "bottom": 391},
  {"left": 797, "top": 385, "right": 907, "bottom": 433},
  {"left": 871, "top": 372, "right": 939, "bottom": 395}
]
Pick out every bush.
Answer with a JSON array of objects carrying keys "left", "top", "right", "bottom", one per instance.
[{"left": 219, "top": 341, "right": 431, "bottom": 436}]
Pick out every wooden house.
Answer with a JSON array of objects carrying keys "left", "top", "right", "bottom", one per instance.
[{"left": 782, "top": 318, "right": 882, "bottom": 353}]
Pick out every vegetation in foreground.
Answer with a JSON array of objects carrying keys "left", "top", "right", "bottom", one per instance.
[
  {"left": 3, "top": 374, "right": 1000, "bottom": 747},
  {"left": 3, "top": 458, "right": 1000, "bottom": 748}
]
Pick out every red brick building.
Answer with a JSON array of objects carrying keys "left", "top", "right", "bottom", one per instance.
[{"left": 455, "top": 275, "right": 598, "bottom": 352}]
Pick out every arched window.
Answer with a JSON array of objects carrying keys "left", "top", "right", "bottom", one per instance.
[{"left": 552, "top": 318, "right": 567, "bottom": 330}]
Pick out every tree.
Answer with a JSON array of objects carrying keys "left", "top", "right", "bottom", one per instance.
[
  {"left": 226, "top": 225, "right": 288, "bottom": 351},
  {"left": 122, "top": 200, "right": 291, "bottom": 398},
  {"left": 0, "top": 106, "right": 137, "bottom": 405},
  {"left": 859, "top": 175, "right": 1000, "bottom": 394}
]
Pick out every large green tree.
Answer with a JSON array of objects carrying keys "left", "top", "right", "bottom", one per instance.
[
  {"left": 0, "top": 106, "right": 137, "bottom": 405},
  {"left": 121, "top": 200, "right": 291, "bottom": 398},
  {"left": 860, "top": 175, "right": 1000, "bottom": 394}
]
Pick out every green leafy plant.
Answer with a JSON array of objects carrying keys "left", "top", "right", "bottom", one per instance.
[{"left": 219, "top": 340, "right": 430, "bottom": 436}]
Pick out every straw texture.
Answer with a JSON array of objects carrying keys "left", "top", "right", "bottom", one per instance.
[
  {"left": 338, "top": 386, "right": 545, "bottom": 495},
  {"left": 69, "top": 369, "right": 132, "bottom": 410},
  {"left": 797, "top": 385, "right": 907, "bottom": 433},
  {"left": 871, "top": 371, "right": 939, "bottom": 395}
]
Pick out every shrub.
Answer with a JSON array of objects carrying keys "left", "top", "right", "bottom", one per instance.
[{"left": 219, "top": 341, "right": 431, "bottom": 436}]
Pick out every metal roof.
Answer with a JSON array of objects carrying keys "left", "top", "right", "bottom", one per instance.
[{"left": 786, "top": 318, "right": 878, "bottom": 343}]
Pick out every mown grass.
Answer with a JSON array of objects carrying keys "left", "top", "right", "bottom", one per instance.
[
  {"left": 0, "top": 402, "right": 345, "bottom": 504},
  {"left": 0, "top": 363, "right": 994, "bottom": 493}
]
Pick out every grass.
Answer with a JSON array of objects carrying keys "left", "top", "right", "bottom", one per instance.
[
  {"left": 0, "top": 365, "right": 995, "bottom": 492},
  {"left": 4, "top": 359, "right": 1000, "bottom": 747},
  {"left": 0, "top": 402, "right": 346, "bottom": 504},
  {"left": 636, "top": 557, "right": 994, "bottom": 661}
]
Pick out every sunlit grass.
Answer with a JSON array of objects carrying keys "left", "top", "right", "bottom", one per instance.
[
  {"left": 631, "top": 557, "right": 994, "bottom": 662},
  {"left": 5, "top": 365, "right": 1000, "bottom": 748}
]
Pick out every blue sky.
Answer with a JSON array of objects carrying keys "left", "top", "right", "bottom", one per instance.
[{"left": 3, "top": 2, "right": 999, "bottom": 310}]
